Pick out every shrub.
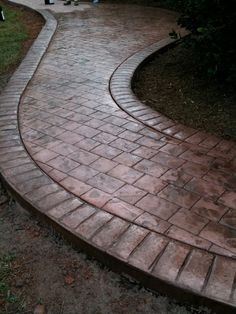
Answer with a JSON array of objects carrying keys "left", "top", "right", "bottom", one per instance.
[{"left": 168, "top": 0, "right": 236, "bottom": 85}]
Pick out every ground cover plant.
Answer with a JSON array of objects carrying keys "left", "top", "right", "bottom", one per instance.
[{"left": 0, "top": 254, "right": 26, "bottom": 313}]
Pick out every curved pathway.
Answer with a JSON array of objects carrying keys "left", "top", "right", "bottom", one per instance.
[{"left": 1, "top": 1, "right": 236, "bottom": 312}]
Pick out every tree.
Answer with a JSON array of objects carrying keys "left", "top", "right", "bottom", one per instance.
[{"left": 169, "top": 0, "right": 236, "bottom": 85}]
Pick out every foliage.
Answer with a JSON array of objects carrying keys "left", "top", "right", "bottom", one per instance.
[
  {"left": 0, "top": 1, "right": 28, "bottom": 74},
  {"left": 167, "top": 0, "right": 236, "bottom": 84},
  {"left": 0, "top": 254, "right": 25, "bottom": 314}
]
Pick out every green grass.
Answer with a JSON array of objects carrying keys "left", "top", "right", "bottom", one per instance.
[
  {"left": 0, "top": 254, "right": 26, "bottom": 314},
  {"left": 0, "top": 2, "right": 28, "bottom": 74}
]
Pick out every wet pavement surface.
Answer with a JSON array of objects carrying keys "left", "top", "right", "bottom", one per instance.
[{"left": 1, "top": 1, "right": 236, "bottom": 311}]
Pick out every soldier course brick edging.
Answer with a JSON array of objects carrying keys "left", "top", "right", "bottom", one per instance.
[
  {"left": 0, "top": 2, "right": 236, "bottom": 313},
  {"left": 110, "top": 37, "right": 206, "bottom": 142}
]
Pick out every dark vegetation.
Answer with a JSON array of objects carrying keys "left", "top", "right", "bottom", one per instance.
[
  {"left": 133, "top": 0, "right": 236, "bottom": 140},
  {"left": 122, "top": 0, "right": 236, "bottom": 85},
  {"left": 170, "top": 0, "right": 236, "bottom": 85}
]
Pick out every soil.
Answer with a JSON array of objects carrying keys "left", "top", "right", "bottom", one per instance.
[
  {"left": 0, "top": 182, "right": 213, "bottom": 314},
  {"left": 133, "top": 41, "right": 236, "bottom": 141},
  {"left": 0, "top": 0, "right": 44, "bottom": 94}
]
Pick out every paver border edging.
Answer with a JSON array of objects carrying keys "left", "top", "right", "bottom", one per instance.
[
  {"left": 0, "top": 2, "right": 58, "bottom": 186},
  {"left": 2, "top": 174, "right": 236, "bottom": 314},
  {"left": 109, "top": 36, "right": 213, "bottom": 142}
]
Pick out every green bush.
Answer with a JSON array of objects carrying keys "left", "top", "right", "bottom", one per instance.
[{"left": 169, "top": 0, "right": 236, "bottom": 85}]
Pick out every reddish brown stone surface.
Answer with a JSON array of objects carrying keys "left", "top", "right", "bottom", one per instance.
[{"left": 1, "top": 1, "right": 236, "bottom": 310}]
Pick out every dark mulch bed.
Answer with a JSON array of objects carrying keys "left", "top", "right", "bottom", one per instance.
[{"left": 133, "top": 41, "right": 236, "bottom": 141}]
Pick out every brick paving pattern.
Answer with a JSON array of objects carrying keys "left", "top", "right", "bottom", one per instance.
[{"left": 0, "top": 1, "right": 236, "bottom": 311}]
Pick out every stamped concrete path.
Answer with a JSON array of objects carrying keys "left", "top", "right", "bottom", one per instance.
[{"left": 1, "top": 1, "right": 236, "bottom": 312}]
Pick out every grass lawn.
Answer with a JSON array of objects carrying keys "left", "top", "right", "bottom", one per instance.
[
  {"left": 0, "top": 1, "right": 43, "bottom": 93},
  {"left": 0, "top": 1, "right": 28, "bottom": 74},
  {"left": 0, "top": 254, "right": 26, "bottom": 313}
]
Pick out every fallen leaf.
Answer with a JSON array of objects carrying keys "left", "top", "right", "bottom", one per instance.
[
  {"left": 34, "top": 304, "right": 46, "bottom": 314},
  {"left": 64, "top": 275, "right": 75, "bottom": 285}
]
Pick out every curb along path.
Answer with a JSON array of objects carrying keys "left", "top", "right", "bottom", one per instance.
[{"left": 1, "top": 1, "right": 236, "bottom": 312}]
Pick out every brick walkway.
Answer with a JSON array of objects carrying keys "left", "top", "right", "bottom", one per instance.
[{"left": 1, "top": 1, "right": 236, "bottom": 312}]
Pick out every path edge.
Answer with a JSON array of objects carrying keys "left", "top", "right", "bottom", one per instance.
[{"left": 109, "top": 36, "right": 225, "bottom": 143}]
